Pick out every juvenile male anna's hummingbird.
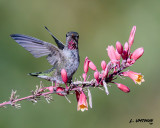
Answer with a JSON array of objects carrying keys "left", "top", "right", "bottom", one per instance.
[{"left": 11, "top": 27, "right": 80, "bottom": 84}]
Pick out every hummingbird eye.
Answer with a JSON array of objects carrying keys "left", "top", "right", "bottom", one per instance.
[{"left": 76, "top": 36, "right": 79, "bottom": 41}]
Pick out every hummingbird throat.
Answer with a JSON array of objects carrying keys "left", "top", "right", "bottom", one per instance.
[{"left": 68, "top": 40, "right": 77, "bottom": 50}]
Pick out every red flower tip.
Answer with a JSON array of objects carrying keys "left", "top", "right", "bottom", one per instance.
[
  {"left": 84, "top": 57, "right": 89, "bottom": 73},
  {"left": 130, "top": 47, "right": 144, "bottom": 61},
  {"left": 129, "top": 26, "right": 136, "bottom": 48},
  {"left": 101, "top": 60, "right": 106, "bottom": 70},
  {"left": 116, "top": 41, "right": 123, "bottom": 54},
  {"left": 115, "top": 83, "right": 130, "bottom": 93},
  {"left": 56, "top": 87, "right": 65, "bottom": 96},
  {"left": 89, "top": 61, "right": 97, "bottom": 71},
  {"left": 61, "top": 69, "right": 68, "bottom": 83}
]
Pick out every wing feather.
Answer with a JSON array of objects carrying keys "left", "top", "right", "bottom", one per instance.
[{"left": 10, "top": 34, "right": 64, "bottom": 65}]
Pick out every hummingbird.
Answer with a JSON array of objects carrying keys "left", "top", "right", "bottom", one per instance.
[{"left": 10, "top": 27, "right": 80, "bottom": 84}]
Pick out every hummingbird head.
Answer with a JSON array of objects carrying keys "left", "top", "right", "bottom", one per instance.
[{"left": 66, "top": 31, "right": 79, "bottom": 50}]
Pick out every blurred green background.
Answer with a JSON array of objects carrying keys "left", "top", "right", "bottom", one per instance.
[{"left": 0, "top": 0, "right": 159, "bottom": 127}]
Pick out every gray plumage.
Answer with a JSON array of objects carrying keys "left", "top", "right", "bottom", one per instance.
[{"left": 10, "top": 28, "right": 80, "bottom": 83}]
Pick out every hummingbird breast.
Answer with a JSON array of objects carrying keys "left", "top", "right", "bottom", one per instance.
[{"left": 62, "top": 48, "right": 80, "bottom": 82}]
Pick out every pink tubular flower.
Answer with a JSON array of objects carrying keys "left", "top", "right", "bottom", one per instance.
[
  {"left": 116, "top": 41, "right": 123, "bottom": 54},
  {"left": 123, "top": 71, "right": 145, "bottom": 85},
  {"left": 115, "top": 83, "right": 130, "bottom": 93},
  {"left": 61, "top": 69, "right": 68, "bottom": 83},
  {"left": 130, "top": 47, "right": 144, "bottom": 61},
  {"left": 101, "top": 60, "right": 106, "bottom": 71},
  {"left": 128, "top": 26, "right": 136, "bottom": 48},
  {"left": 84, "top": 57, "right": 89, "bottom": 73},
  {"left": 56, "top": 87, "right": 65, "bottom": 96},
  {"left": 107, "top": 45, "right": 117, "bottom": 64},
  {"left": 76, "top": 91, "right": 88, "bottom": 112}
]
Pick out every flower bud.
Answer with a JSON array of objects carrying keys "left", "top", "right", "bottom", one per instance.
[
  {"left": 130, "top": 47, "right": 144, "bottom": 61},
  {"left": 101, "top": 60, "right": 106, "bottom": 71},
  {"left": 84, "top": 57, "right": 89, "bottom": 73},
  {"left": 115, "top": 83, "right": 130, "bottom": 93},
  {"left": 107, "top": 45, "right": 117, "bottom": 64},
  {"left": 61, "top": 69, "right": 68, "bottom": 83},
  {"left": 89, "top": 61, "right": 97, "bottom": 71},
  {"left": 129, "top": 26, "right": 136, "bottom": 48},
  {"left": 124, "top": 42, "right": 129, "bottom": 52},
  {"left": 94, "top": 71, "right": 99, "bottom": 82},
  {"left": 116, "top": 41, "right": 123, "bottom": 54}
]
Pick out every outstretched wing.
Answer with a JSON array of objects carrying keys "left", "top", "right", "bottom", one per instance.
[
  {"left": 10, "top": 34, "right": 65, "bottom": 65},
  {"left": 44, "top": 26, "right": 65, "bottom": 50}
]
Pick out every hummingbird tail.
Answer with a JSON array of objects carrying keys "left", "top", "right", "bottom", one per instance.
[{"left": 28, "top": 72, "right": 42, "bottom": 76}]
